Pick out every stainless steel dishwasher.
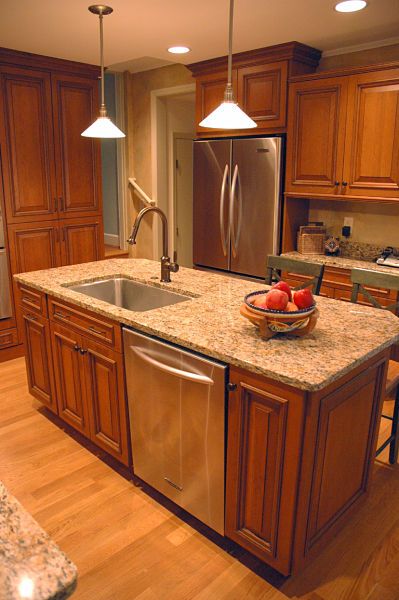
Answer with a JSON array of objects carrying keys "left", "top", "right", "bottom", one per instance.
[{"left": 123, "top": 328, "right": 227, "bottom": 535}]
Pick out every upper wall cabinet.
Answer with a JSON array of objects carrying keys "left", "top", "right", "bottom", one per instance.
[
  {"left": 188, "top": 42, "right": 321, "bottom": 138},
  {"left": 285, "top": 66, "right": 399, "bottom": 202},
  {"left": 0, "top": 59, "right": 102, "bottom": 223}
]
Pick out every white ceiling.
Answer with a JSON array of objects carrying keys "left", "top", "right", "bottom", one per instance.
[{"left": 1, "top": 0, "right": 399, "bottom": 72}]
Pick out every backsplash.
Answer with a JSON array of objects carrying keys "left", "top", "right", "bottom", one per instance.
[
  {"left": 308, "top": 200, "right": 399, "bottom": 248},
  {"left": 338, "top": 240, "right": 388, "bottom": 261}
]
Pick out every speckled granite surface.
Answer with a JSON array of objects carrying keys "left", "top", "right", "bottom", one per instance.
[
  {"left": 0, "top": 482, "right": 77, "bottom": 600},
  {"left": 282, "top": 251, "right": 399, "bottom": 274},
  {"left": 15, "top": 258, "right": 399, "bottom": 392}
]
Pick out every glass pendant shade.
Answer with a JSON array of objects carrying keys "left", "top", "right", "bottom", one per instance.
[
  {"left": 81, "top": 115, "right": 125, "bottom": 138},
  {"left": 199, "top": 98, "right": 257, "bottom": 129}
]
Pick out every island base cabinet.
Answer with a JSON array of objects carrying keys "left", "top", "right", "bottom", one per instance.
[
  {"left": 50, "top": 321, "right": 129, "bottom": 465},
  {"left": 22, "top": 310, "right": 57, "bottom": 413},
  {"left": 225, "top": 368, "right": 306, "bottom": 575}
]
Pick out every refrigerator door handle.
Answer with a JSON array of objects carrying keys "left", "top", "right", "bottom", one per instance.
[
  {"left": 219, "top": 164, "right": 229, "bottom": 256},
  {"left": 229, "top": 164, "right": 243, "bottom": 258}
]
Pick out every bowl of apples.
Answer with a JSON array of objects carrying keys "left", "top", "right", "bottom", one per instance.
[{"left": 240, "top": 281, "right": 319, "bottom": 339}]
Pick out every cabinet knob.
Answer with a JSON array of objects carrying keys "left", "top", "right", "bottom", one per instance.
[
  {"left": 342, "top": 181, "right": 348, "bottom": 186},
  {"left": 334, "top": 181, "right": 339, "bottom": 186},
  {"left": 227, "top": 382, "right": 237, "bottom": 392},
  {"left": 79, "top": 348, "right": 88, "bottom": 355},
  {"left": 73, "top": 344, "right": 80, "bottom": 352}
]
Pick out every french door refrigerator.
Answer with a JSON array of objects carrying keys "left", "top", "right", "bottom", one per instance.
[{"left": 193, "top": 137, "right": 282, "bottom": 279}]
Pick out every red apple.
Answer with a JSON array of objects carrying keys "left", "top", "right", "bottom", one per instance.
[
  {"left": 251, "top": 294, "right": 267, "bottom": 308},
  {"left": 293, "top": 288, "right": 314, "bottom": 310},
  {"left": 272, "top": 280, "right": 292, "bottom": 301},
  {"left": 265, "top": 289, "right": 289, "bottom": 311}
]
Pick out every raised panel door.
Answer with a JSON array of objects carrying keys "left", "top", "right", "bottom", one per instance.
[
  {"left": 51, "top": 322, "right": 90, "bottom": 435},
  {"left": 0, "top": 66, "right": 57, "bottom": 222},
  {"left": 60, "top": 217, "right": 104, "bottom": 265},
  {"left": 22, "top": 311, "right": 56, "bottom": 412},
  {"left": 8, "top": 222, "right": 61, "bottom": 274},
  {"left": 237, "top": 61, "right": 288, "bottom": 130},
  {"left": 84, "top": 338, "right": 129, "bottom": 465},
  {"left": 225, "top": 368, "right": 305, "bottom": 575},
  {"left": 285, "top": 78, "right": 348, "bottom": 196},
  {"left": 52, "top": 74, "right": 102, "bottom": 217},
  {"left": 344, "top": 70, "right": 399, "bottom": 199}
]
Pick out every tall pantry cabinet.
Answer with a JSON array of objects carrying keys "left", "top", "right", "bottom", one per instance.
[{"left": 0, "top": 48, "right": 104, "bottom": 359}]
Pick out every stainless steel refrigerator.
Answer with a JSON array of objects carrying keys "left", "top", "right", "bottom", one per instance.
[{"left": 193, "top": 137, "right": 282, "bottom": 279}]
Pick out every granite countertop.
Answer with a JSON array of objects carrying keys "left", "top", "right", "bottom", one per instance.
[
  {"left": 0, "top": 482, "right": 77, "bottom": 600},
  {"left": 281, "top": 251, "right": 399, "bottom": 275},
  {"left": 14, "top": 258, "right": 399, "bottom": 392}
]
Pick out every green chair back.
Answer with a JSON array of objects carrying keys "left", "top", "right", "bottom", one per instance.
[
  {"left": 265, "top": 255, "right": 325, "bottom": 295},
  {"left": 350, "top": 268, "right": 399, "bottom": 312}
]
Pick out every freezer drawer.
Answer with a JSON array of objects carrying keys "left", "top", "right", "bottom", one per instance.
[{"left": 123, "top": 328, "right": 226, "bottom": 535}]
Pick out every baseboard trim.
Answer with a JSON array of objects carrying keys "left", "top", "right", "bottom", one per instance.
[
  {"left": 104, "top": 233, "right": 119, "bottom": 247},
  {"left": 0, "top": 343, "right": 25, "bottom": 363}
]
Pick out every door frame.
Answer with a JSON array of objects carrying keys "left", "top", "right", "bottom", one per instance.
[
  {"left": 150, "top": 83, "right": 195, "bottom": 259},
  {"left": 173, "top": 133, "right": 194, "bottom": 264}
]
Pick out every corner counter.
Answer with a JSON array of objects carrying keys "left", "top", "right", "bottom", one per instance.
[{"left": 0, "top": 482, "right": 77, "bottom": 600}]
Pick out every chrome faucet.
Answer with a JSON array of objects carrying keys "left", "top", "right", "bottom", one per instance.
[{"left": 127, "top": 206, "right": 179, "bottom": 283}]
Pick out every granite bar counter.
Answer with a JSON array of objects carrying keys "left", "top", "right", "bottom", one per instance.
[
  {"left": 14, "top": 258, "right": 399, "bottom": 392},
  {"left": 281, "top": 250, "right": 399, "bottom": 275},
  {"left": 0, "top": 482, "right": 77, "bottom": 600}
]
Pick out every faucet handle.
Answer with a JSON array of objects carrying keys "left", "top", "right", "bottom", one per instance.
[{"left": 170, "top": 262, "right": 179, "bottom": 274}]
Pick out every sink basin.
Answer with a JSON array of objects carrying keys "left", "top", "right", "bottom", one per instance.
[{"left": 67, "top": 277, "right": 191, "bottom": 312}]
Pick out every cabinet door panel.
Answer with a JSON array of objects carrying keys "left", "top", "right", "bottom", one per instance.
[
  {"left": 60, "top": 217, "right": 103, "bottom": 265},
  {"left": 22, "top": 312, "right": 56, "bottom": 412},
  {"left": 285, "top": 78, "right": 347, "bottom": 195},
  {"left": 52, "top": 74, "right": 102, "bottom": 217},
  {"left": 226, "top": 369, "right": 305, "bottom": 575},
  {"left": 195, "top": 70, "right": 238, "bottom": 136},
  {"left": 237, "top": 61, "right": 287, "bottom": 130},
  {"left": 344, "top": 70, "right": 399, "bottom": 198},
  {"left": 0, "top": 67, "right": 57, "bottom": 221},
  {"left": 51, "top": 323, "right": 90, "bottom": 435},
  {"left": 8, "top": 223, "right": 61, "bottom": 274},
  {"left": 84, "top": 339, "right": 129, "bottom": 465}
]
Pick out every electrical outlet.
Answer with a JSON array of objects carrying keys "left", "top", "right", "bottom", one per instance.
[{"left": 343, "top": 216, "right": 354, "bottom": 228}]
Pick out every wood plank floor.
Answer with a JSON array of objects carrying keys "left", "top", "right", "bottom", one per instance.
[{"left": 1, "top": 357, "right": 399, "bottom": 600}]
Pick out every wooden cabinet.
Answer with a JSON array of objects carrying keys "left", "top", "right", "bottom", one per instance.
[
  {"left": 52, "top": 74, "right": 102, "bottom": 218},
  {"left": 60, "top": 217, "right": 104, "bottom": 265},
  {"left": 189, "top": 42, "right": 321, "bottom": 137},
  {"left": 22, "top": 311, "right": 56, "bottom": 412},
  {"left": 226, "top": 368, "right": 306, "bottom": 575},
  {"left": 8, "top": 222, "right": 61, "bottom": 274},
  {"left": 0, "top": 66, "right": 57, "bottom": 222},
  {"left": 286, "top": 66, "right": 399, "bottom": 201}
]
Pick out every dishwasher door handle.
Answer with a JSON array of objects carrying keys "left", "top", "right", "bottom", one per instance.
[{"left": 130, "top": 346, "right": 214, "bottom": 385}]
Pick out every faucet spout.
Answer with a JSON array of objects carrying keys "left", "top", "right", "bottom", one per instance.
[{"left": 127, "top": 206, "right": 179, "bottom": 282}]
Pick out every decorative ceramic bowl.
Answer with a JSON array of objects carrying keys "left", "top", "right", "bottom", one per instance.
[{"left": 240, "top": 290, "right": 319, "bottom": 339}]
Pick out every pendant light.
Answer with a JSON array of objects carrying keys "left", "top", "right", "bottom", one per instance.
[
  {"left": 199, "top": 0, "right": 256, "bottom": 130},
  {"left": 81, "top": 5, "right": 125, "bottom": 138}
]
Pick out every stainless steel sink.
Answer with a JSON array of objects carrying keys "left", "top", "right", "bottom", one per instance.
[{"left": 67, "top": 277, "right": 191, "bottom": 312}]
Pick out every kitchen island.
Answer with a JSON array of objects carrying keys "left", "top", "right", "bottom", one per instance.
[{"left": 14, "top": 259, "right": 399, "bottom": 576}]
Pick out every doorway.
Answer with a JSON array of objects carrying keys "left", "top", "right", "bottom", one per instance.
[{"left": 151, "top": 85, "right": 195, "bottom": 266}]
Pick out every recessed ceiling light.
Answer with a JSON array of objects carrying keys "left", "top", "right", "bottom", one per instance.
[
  {"left": 335, "top": 0, "right": 367, "bottom": 12},
  {"left": 168, "top": 46, "right": 191, "bottom": 54}
]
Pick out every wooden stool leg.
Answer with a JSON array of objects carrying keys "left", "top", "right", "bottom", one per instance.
[{"left": 389, "top": 386, "right": 399, "bottom": 465}]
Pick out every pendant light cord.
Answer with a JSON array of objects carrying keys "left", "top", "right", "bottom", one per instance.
[
  {"left": 225, "top": 0, "right": 234, "bottom": 101},
  {"left": 99, "top": 9, "right": 106, "bottom": 116}
]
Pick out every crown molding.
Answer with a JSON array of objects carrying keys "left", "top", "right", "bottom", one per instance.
[{"left": 322, "top": 36, "right": 399, "bottom": 58}]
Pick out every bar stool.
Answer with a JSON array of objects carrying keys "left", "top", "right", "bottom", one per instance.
[
  {"left": 350, "top": 268, "right": 399, "bottom": 464},
  {"left": 265, "top": 255, "right": 325, "bottom": 295}
]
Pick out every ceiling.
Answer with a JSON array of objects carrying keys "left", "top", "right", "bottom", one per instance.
[{"left": 1, "top": 0, "right": 399, "bottom": 72}]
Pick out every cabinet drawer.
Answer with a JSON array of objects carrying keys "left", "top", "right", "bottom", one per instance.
[
  {"left": 18, "top": 285, "right": 48, "bottom": 317},
  {"left": 319, "top": 285, "right": 335, "bottom": 299},
  {"left": 324, "top": 267, "right": 397, "bottom": 299},
  {"left": 48, "top": 297, "right": 121, "bottom": 351},
  {"left": 333, "top": 289, "right": 394, "bottom": 308},
  {"left": 0, "top": 328, "right": 19, "bottom": 349}
]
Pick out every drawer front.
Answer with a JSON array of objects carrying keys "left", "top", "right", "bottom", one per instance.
[
  {"left": 319, "top": 284, "right": 335, "bottom": 299},
  {"left": 0, "top": 328, "right": 19, "bottom": 349},
  {"left": 334, "top": 288, "right": 394, "bottom": 308},
  {"left": 48, "top": 297, "right": 121, "bottom": 351},
  {"left": 18, "top": 285, "right": 48, "bottom": 317},
  {"left": 324, "top": 267, "right": 397, "bottom": 299}
]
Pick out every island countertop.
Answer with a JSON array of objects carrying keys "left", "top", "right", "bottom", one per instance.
[
  {"left": 14, "top": 258, "right": 399, "bottom": 392},
  {"left": 0, "top": 482, "right": 77, "bottom": 600}
]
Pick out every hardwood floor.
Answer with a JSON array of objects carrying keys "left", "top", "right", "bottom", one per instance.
[
  {"left": 104, "top": 244, "right": 129, "bottom": 259},
  {"left": 1, "top": 357, "right": 399, "bottom": 600}
]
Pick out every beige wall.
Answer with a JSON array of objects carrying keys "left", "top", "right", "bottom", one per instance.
[
  {"left": 318, "top": 43, "right": 399, "bottom": 71},
  {"left": 125, "top": 64, "right": 194, "bottom": 258},
  {"left": 308, "top": 200, "right": 399, "bottom": 247}
]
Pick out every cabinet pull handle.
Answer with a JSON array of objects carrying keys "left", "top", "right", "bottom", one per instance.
[
  {"left": 60, "top": 227, "right": 65, "bottom": 242},
  {"left": 227, "top": 382, "right": 237, "bottom": 392},
  {"left": 342, "top": 181, "right": 348, "bottom": 186},
  {"left": 58, "top": 197, "right": 64, "bottom": 211},
  {"left": 88, "top": 326, "right": 105, "bottom": 335},
  {"left": 26, "top": 314, "right": 37, "bottom": 321},
  {"left": 334, "top": 181, "right": 339, "bottom": 186},
  {"left": 73, "top": 344, "right": 80, "bottom": 352},
  {"left": 54, "top": 310, "right": 70, "bottom": 320},
  {"left": 79, "top": 348, "right": 88, "bottom": 355}
]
